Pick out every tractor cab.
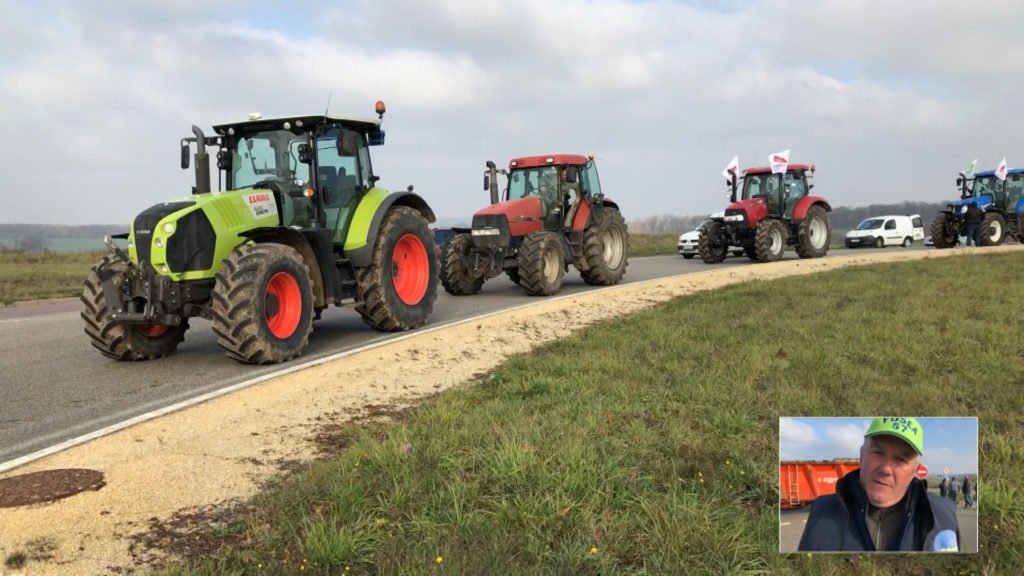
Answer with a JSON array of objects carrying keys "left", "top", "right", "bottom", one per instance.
[
  {"left": 483, "top": 154, "right": 597, "bottom": 234},
  {"left": 198, "top": 107, "right": 387, "bottom": 245},
  {"left": 730, "top": 165, "right": 814, "bottom": 221}
]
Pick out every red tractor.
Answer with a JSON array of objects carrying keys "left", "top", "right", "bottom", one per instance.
[
  {"left": 698, "top": 162, "right": 831, "bottom": 262},
  {"left": 440, "top": 154, "right": 628, "bottom": 296}
]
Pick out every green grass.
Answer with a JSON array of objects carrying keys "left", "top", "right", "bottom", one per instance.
[
  {"left": 0, "top": 251, "right": 105, "bottom": 305},
  {"left": 628, "top": 234, "right": 678, "bottom": 257},
  {"left": 154, "top": 252, "right": 1023, "bottom": 575}
]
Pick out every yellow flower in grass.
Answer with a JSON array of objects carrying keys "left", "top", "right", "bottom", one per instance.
[
  {"left": 590, "top": 546, "right": 598, "bottom": 555},
  {"left": 436, "top": 555, "right": 444, "bottom": 564}
]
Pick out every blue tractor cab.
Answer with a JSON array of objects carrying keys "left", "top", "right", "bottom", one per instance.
[{"left": 931, "top": 167, "right": 1024, "bottom": 248}]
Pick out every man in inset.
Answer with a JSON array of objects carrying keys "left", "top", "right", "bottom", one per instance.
[{"left": 798, "top": 417, "right": 961, "bottom": 552}]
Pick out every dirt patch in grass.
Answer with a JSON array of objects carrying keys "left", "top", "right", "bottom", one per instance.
[{"left": 0, "top": 246, "right": 1018, "bottom": 574}]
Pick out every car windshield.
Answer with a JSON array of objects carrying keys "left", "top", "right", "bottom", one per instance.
[
  {"left": 231, "top": 129, "right": 310, "bottom": 189},
  {"left": 741, "top": 173, "right": 781, "bottom": 200},
  {"left": 507, "top": 166, "right": 559, "bottom": 200},
  {"left": 857, "top": 219, "right": 884, "bottom": 230}
]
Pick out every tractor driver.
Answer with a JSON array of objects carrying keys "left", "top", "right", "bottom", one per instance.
[{"left": 538, "top": 170, "right": 561, "bottom": 228}]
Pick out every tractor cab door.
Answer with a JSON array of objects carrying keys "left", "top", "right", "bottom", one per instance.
[
  {"left": 316, "top": 128, "right": 369, "bottom": 243},
  {"left": 576, "top": 160, "right": 604, "bottom": 225},
  {"left": 764, "top": 174, "right": 784, "bottom": 217},
  {"left": 1007, "top": 174, "right": 1024, "bottom": 213},
  {"left": 783, "top": 171, "right": 808, "bottom": 218}
]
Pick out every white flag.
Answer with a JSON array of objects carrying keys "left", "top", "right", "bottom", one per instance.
[
  {"left": 769, "top": 149, "right": 790, "bottom": 174},
  {"left": 964, "top": 159, "right": 977, "bottom": 178},
  {"left": 995, "top": 157, "right": 1008, "bottom": 181},
  {"left": 722, "top": 155, "right": 739, "bottom": 181}
]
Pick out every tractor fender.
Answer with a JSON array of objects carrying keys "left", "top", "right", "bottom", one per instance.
[
  {"left": 792, "top": 196, "right": 832, "bottom": 220},
  {"left": 345, "top": 188, "right": 437, "bottom": 268},
  {"left": 571, "top": 198, "right": 621, "bottom": 232},
  {"left": 239, "top": 226, "right": 331, "bottom": 308}
]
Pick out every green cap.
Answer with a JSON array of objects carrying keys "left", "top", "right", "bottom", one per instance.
[{"left": 864, "top": 417, "right": 924, "bottom": 455}]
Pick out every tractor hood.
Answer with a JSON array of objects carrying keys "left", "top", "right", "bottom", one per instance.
[
  {"left": 727, "top": 198, "right": 765, "bottom": 212},
  {"left": 473, "top": 196, "right": 544, "bottom": 238},
  {"left": 952, "top": 195, "right": 993, "bottom": 211}
]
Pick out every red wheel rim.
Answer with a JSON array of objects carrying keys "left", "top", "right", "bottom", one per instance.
[
  {"left": 392, "top": 233, "right": 429, "bottom": 305},
  {"left": 137, "top": 324, "right": 170, "bottom": 338},
  {"left": 265, "top": 271, "right": 302, "bottom": 339}
]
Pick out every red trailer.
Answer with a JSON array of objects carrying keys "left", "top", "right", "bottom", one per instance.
[{"left": 779, "top": 459, "right": 860, "bottom": 509}]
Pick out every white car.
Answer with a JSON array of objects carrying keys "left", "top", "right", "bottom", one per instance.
[
  {"left": 845, "top": 214, "right": 925, "bottom": 248},
  {"left": 678, "top": 228, "right": 744, "bottom": 259}
]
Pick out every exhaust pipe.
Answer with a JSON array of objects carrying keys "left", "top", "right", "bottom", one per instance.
[
  {"left": 192, "top": 125, "right": 211, "bottom": 195},
  {"left": 486, "top": 160, "right": 499, "bottom": 205}
]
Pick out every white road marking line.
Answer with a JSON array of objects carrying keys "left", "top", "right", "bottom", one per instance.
[
  {"left": 780, "top": 522, "right": 791, "bottom": 526},
  {"left": 0, "top": 318, "right": 29, "bottom": 325}
]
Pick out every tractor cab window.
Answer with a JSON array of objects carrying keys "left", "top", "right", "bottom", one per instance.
[
  {"left": 508, "top": 166, "right": 561, "bottom": 228},
  {"left": 317, "top": 128, "right": 366, "bottom": 240},
  {"left": 742, "top": 173, "right": 783, "bottom": 216},
  {"left": 232, "top": 129, "right": 312, "bottom": 227},
  {"left": 581, "top": 160, "right": 603, "bottom": 198},
  {"left": 971, "top": 176, "right": 1001, "bottom": 198},
  {"left": 784, "top": 171, "right": 807, "bottom": 217},
  {"left": 1007, "top": 174, "right": 1024, "bottom": 208}
]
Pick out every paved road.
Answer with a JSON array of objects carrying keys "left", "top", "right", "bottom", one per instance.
[
  {"left": 780, "top": 504, "right": 979, "bottom": 552},
  {"left": 0, "top": 247, "right": 928, "bottom": 466}
]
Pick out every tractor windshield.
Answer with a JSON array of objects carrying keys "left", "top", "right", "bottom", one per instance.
[
  {"left": 507, "top": 166, "right": 559, "bottom": 201},
  {"left": 741, "top": 173, "right": 782, "bottom": 201},
  {"left": 231, "top": 129, "right": 311, "bottom": 190},
  {"left": 971, "top": 175, "right": 1002, "bottom": 198},
  {"left": 856, "top": 218, "right": 885, "bottom": 230}
]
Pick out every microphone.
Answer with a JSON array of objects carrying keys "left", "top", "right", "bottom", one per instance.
[{"left": 933, "top": 529, "right": 959, "bottom": 552}]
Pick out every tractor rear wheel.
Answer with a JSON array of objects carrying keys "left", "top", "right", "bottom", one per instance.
[
  {"left": 980, "top": 212, "right": 1006, "bottom": 246},
  {"left": 795, "top": 205, "right": 830, "bottom": 258},
  {"left": 518, "top": 231, "right": 565, "bottom": 296},
  {"left": 356, "top": 206, "right": 438, "bottom": 330},
  {"left": 81, "top": 255, "right": 189, "bottom": 360},
  {"left": 211, "top": 243, "right": 314, "bottom": 364},
  {"left": 755, "top": 219, "right": 786, "bottom": 262},
  {"left": 697, "top": 220, "right": 728, "bottom": 263},
  {"left": 930, "top": 214, "right": 958, "bottom": 248},
  {"left": 580, "top": 208, "right": 628, "bottom": 285},
  {"left": 440, "top": 233, "right": 484, "bottom": 295}
]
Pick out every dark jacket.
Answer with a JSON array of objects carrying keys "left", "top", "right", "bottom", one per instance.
[
  {"left": 965, "top": 203, "right": 984, "bottom": 224},
  {"left": 798, "top": 469, "right": 961, "bottom": 552}
]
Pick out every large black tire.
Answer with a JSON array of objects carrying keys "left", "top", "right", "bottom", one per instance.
[
  {"left": 211, "top": 243, "right": 314, "bottom": 364},
  {"left": 697, "top": 220, "right": 728, "bottom": 264},
  {"left": 754, "top": 219, "right": 786, "bottom": 262},
  {"left": 506, "top": 268, "right": 521, "bottom": 284},
  {"left": 440, "top": 233, "right": 485, "bottom": 295},
  {"left": 356, "top": 206, "right": 438, "bottom": 330},
  {"left": 518, "top": 231, "right": 565, "bottom": 296},
  {"left": 580, "top": 208, "right": 629, "bottom": 285},
  {"left": 795, "top": 205, "right": 830, "bottom": 258},
  {"left": 930, "top": 214, "right": 958, "bottom": 249},
  {"left": 979, "top": 212, "right": 1006, "bottom": 246},
  {"left": 81, "top": 255, "right": 189, "bottom": 360}
]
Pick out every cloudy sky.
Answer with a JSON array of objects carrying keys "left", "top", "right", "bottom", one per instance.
[
  {"left": 2, "top": 0, "right": 1023, "bottom": 226},
  {"left": 780, "top": 417, "right": 978, "bottom": 476}
]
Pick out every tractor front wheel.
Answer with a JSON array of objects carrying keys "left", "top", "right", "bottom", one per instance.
[
  {"left": 440, "top": 233, "right": 485, "bottom": 295},
  {"left": 579, "top": 208, "right": 629, "bottom": 285},
  {"left": 81, "top": 255, "right": 189, "bottom": 360},
  {"left": 980, "top": 212, "right": 1006, "bottom": 246},
  {"left": 211, "top": 243, "right": 314, "bottom": 364},
  {"left": 697, "top": 220, "right": 728, "bottom": 264},
  {"left": 356, "top": 206, "right": 438, "bottom": 330},
  {"left": 795, "top": 205, "right": 830, "bottom": 258},
  {"left": 518, "top": 231, "right": 565, "bottom": 296},
  {"left": 930, "top": 214, "right": 958, "bottom": 249},
  {"left": 755, "top": 219, "right": 786, "bottom": 262}
]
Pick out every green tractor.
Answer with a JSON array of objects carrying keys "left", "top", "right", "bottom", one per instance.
[{"left": 82, "top": 102, "right": 439, "bottom": 364}]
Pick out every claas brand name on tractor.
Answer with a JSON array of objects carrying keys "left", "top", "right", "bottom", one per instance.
[
  {"left": 82, "top": 101, "right": 439, "bottom": 365},
  {"left": 439, "top": 154, "right": 629, "bottom": 297}
]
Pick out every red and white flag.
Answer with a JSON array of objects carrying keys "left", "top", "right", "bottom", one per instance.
[
  {"left": 722, "top": 155, "right": 739, "bottom": 181},
  {"left": 995, "top": 156, "right": 1008, "bottom": 181},
  {"left": 769, "top": 149, "right": 790, "bottom": 174}
]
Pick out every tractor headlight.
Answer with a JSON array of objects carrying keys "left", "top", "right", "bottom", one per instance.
[
  {"left": 162, "top": 222, "right": 175, "bottom": 234},
  {"left": 472, "top": 228, "right": 501, "bottom": 236},
  {"left": 723, "top": 214, "right": 744, "bottom": 222},
  {"left": 155, "top": 237, "right": 164, "bottom": 248}
]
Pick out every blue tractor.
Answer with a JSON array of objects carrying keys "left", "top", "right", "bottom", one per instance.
[{"left": 930, "top": 168, "right": 1024, "bottom": 248}]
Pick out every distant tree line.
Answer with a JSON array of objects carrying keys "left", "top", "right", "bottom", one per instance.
[
  {"left": 0, "top": 224, "right": 126, "bottom": 239},
  {"left": 627, "top": 201, "right": 951, "bottom": 235}
]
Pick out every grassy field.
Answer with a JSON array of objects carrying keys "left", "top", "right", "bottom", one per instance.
[
  {"left": 627, "top": 233, "right": 678, "bottom": 257},
  {"left": 142, "top": 252, "right": 1023, "bottom": 575},
  {"left": 0, "top": 251, "right": 105, "bottom": 305}
]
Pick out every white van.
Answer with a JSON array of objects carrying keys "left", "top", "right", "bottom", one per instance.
[{"left": 845, "top": 214, "right": 925, "bottom": 248}]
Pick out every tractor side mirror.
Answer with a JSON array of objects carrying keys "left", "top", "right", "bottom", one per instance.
[
  {"left": 180, "top": 143, "right": 190, "bottom": 169},
  {"left": 808, "top": 183, "right": 814, "bottom": 190},
  {"left": 368, "top": 130, "right": 385, "bottom": 146},
  {"left": 216, "top": 150, "right": 231, "bottom": 170},
  {"left": 483, "top": 174, "right": 489, "bottom": 191},
  {"left": 956, "top": 177, "right": 963, "bottom": 187},
  {"left": 298, "top": 144, "right": 312, "bottom": 164}
]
